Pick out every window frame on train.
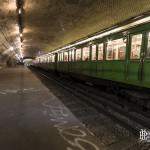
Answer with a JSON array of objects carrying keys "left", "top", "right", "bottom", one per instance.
[
  {"left": 97, "top": 43, "right": 104, "bottom": 61},
  {"left": 91, "top": 44, "right": 97, "bottom": 61},
  {"left": 64, "top": 51, "right": 69, "bottom": 62},
  {"left": 106, "top": 37, "right": 127, "bottom": 61},
  {"left": 71, "top": 48, "right": 75, "bottom": 61},
  {"left": 68, "top": 50, "right": 72, "bottom": 62},
  {"left": 146, "top": 32, "right": 150, "bottom": 58},
  {"left": 82, "top": 46, "right": 90, "bottom": 61},
  {"left": 75, "top": 48, "right": 82, "bottom": 61},
  {"left": 130, "top": 33, "right": 143, "bottom": 60}
]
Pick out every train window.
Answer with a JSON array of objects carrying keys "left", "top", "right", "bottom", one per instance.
[
  {"left": 61, "top": 52, "right": 64, "bottom": 62},
  {"left": 130, "top": 34, "right": 142, "bottom": 59},
  {"left": 47, "top": 57, "right": 49, "bottom": 63},
  {"left": 91, "top": 45, "right": 97, "bottom": 61},
  {"left": 52, "top": 55, "right": 55, "bottom": 62},
  {"left": 71, "top": 49, "right": 75, "bottom": 61},
  {"left": 42, "top": 58, "right": 44, "bottom": 63},
  {"left": 60, "top": 53, "right": 63, "bottom": 62},
  {"left": 98, "top": 43, "right": 104, "bottom": 60},
  {"left": 76, "top": 49, "right": 81, "bottom": 61},
  {"left": 49, "top": 56, "right": 51, "bottom": 62},
  {"left": 50, "top": 55, "right": 52, "bottom": 62},
  {"left": 57, "top": 54, "right": 59, "bottom": 62},
  {"left": 60, "top": 52, "right": 63, "bottom": 62},
  {"left": 64, "top": 51, "right": 68, "bottom": 62},
  {"left": 82, "top": 47, "right": 90, "bottom": 61},
  {"left": 58, "top": 53, "right": 60, "bottom": 62},
  {"left": 146, "top": 32, "right": 150, "bottom": 58},
  {"left": 106, "top": 38, "right": 126, "bottom": 60},
  {"left": 69, "top": 50, "right": 72, "bottom": 61}
]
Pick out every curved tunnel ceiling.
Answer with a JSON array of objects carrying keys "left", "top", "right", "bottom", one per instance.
[
  {"left": 23, "top": 0, "right": 150, "bottom": 57},
  {"left": 0, "top": 0, "right": 21, "bottom": 62},
  {"left": 1, "top": 0, "right": 150, "bottom": 60}
]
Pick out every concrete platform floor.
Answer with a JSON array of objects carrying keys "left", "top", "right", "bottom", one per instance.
[
  {"left": 0, "top": 66, "right": 102, "bottom": 150},
  {"left": 0, "top": 66, "right": 149, "bottom": 150}
]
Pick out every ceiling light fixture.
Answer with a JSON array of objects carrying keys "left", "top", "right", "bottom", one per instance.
[
  {"left": 10, "top": 47, "right": 14, "bottom": 51},
  {"left": 18, "top": 9, "right": 22, "bottom": 14},
  {"left": 19, "top": 49, "right": 23, "bottom": 58},
  {"left": 46, "top": 14, "right": 150, "bottom": 55}
]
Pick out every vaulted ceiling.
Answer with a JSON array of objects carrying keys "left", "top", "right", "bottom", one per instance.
[
  {"left": 0, "top": 0, "right": 19, "bottom": 62},
  {"left": 23, "top": 0, "right": 150, "bottom": 57},
  {"left": 0, "top": 0, "right": 150, "bottom": 60}
]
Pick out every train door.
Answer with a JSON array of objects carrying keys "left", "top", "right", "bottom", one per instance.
[
  {"left": 90, "top": 44, "right": 97, "bottom": 77},
  {"left": 68, "top": 50, "right": 72, "bottom": 72},
  {"left": 54, "top": 53, "right": 58, "bottom": 72},
  {"left": 142, "top": 31, "right": 150, "bottom": 87},
  {"left": 127, "top": 33, "right": 144, "bottom": 83},
  {"left": 103, "top": 36, "right": 126, "bottom": 81},
  {"left": 70, "top": 49, "right": 75, "bottom": 73},
  {"left": 82, "top": 46, "right": 90, "bottom": 76}
]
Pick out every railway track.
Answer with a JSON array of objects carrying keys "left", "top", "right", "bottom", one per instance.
[{"left": 31, "top": 67, "right": 150, "bottom": 136}]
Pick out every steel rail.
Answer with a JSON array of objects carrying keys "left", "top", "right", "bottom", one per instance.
[{"left": 31, "top": 67, "right": 150, "bottom": 136}]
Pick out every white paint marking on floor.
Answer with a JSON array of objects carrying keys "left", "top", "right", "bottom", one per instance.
[
  {"left": 0, "top": 88, "right": 41, "bottom": 95},
  {"left": 42, "top": 99, "right": 101, "bottom": 150},
  {"left": 0, "top": 91, "right": 7, "bottom": 95}
]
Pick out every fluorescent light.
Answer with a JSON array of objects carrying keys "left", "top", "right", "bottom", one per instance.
[
  {"left": 21, "top": 43, "right": 23, "bottom": 47},
  {"left": 19, "top": 49, "right": 23, "bottom": 58},
  {"left": 107, "top": 39, "right": 112, "bottom": 44},
  {"left": 39, "top": 15, "right": 150, "bottom": 58},
  {"left": 19, "top": 9, "right": 22, "bottom": 14},
  {"left": 15, "top": 54, "right": 21, "bottom": 60},
  {"left": 54, "top": 16, "right": 150, "bottom": 53},
  {"left": 10, "top": 47, "right": 14, "bottom": 51}
]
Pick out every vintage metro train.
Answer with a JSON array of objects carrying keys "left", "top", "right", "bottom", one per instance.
[{"left": 33, "top": 12, "right": 150, "bottom": 91}]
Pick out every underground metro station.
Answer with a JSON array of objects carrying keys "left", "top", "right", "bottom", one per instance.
[{"left": 0, "top": 0, "right": 150, "bottom": 150}]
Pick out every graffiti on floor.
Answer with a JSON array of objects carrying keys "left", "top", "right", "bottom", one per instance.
[
  {"left": 0, "top": 88, "right": 41, "bottom": 95},
  {"left": 42, "top": 99, "right": 101, "bottom": 150}
]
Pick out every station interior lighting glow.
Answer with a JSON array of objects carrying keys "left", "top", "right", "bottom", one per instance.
[
  {"left": 10, "top": 47, "right": 14, "bottom": 51},
  {"left": 19, "top": 49, "right": 23, "bottom": 58},
  {"left": 45, "top": 15, "right": 150, "bottom": 56},
  {"left": 19, "top": 9, "right": 22, "bottom": 14},
  {"left": 107, "top": 39, "right": 112, "bottom": 44}
]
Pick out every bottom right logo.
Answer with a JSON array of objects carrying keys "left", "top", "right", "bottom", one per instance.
[{"left": 139, "top": 129, "right": 150, "bottom": 142}]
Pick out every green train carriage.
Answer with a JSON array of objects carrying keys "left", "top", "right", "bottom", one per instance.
[{"left": 35, "top": 13, "right": 150, "bottom": 90}]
